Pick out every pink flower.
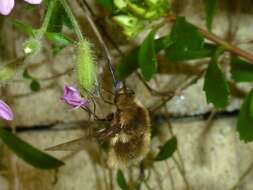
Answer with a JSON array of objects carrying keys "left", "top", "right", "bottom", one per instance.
[
  {"left": 0, "top": 0, "right": 42, "bottom": 15},
  {"left": 60, "top": 85, "right": 89, "bottom": 109},
  {"left": 0, "top": 100, "right": 13, "bottom": 121}
]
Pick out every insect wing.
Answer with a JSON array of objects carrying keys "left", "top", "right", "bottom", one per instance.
[{"left": 45, "top": 136, "right": 89, "bottom": 151}]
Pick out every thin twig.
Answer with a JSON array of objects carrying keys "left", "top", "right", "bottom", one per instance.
[
  {"left": 172, "top": 156, "right": 191, "bottom": 190},
  {"left": 198, "top": 109, "right": 216, "bottom": 165},
  {"left": 150, "top": 70, "right": 204, "bottom": 112},
  {"left": 143, "top": 180, "right": 153, "bottom": 190},
  {"left": 102, "top": 167, "right": 110, "bottom": 190},
  {"left": 136, "top": 73, "right": 174, "bottom": 97},
  {"left": 165, "top": 161, "right": 176, "bottom": 190},
  {"left": 108, "top": 169, "right": 114, "bottom": 190},
  {"left": 152, "top": 166, "right": 164, "bottom": 190},
  {"left": 230, "top": 160, "right": 253, "bottom": 190},
  {"left": 91, "top": 161, "right": 103, "bottom": 190},
  {"left": 165, "top": 15, "right": 253, "bottom": 63},
  {"left": 79, "top": 0, "right": 124, "bottom": 55}
]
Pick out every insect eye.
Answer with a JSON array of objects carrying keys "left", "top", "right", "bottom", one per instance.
[{"left": 115, "top": 81, "right": 124, "bottom": 93}]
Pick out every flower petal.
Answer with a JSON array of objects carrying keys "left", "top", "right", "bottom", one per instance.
[
  {"left": 0, "top": 0, "right": 14, "bottom": 15},
  {"left": 0, "top": 100, "right": 13, "bottom": 121},
  {"left": 24, "top": 0, "right": 42, "bottom": 4},
  {"left": 61, "top": 85, "right": 89, "bottom": 108}
]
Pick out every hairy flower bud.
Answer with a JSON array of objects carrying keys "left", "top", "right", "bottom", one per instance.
[{"left": 76, "top": 40, "right": 97, "bottom": 96}]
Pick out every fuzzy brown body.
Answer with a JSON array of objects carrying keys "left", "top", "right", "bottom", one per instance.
[
  {"left": 47, "top": 89, "right": 151, "bottom": 169},
  {"left": 107, "top": 90, "right": 151, "bottom": 168}
]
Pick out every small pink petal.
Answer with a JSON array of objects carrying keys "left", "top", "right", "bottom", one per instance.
[
  {"left": 61, "top": 85, "right": 89, "bottom": 109},
  {"left": 0, "top": 100, "right": 13, "bottom": 121},
  {"left": 0, "top": 0, "right": 15, "bottom": 15},
  {"left": 24, "top": 0, "right": 42, "bottom": 4}
]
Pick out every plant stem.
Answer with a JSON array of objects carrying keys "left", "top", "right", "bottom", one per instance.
[
  {"left": 60, "top": 0, "right": 84, "bottom": 41},
  {"left": 165, "top": 15, "right": 253, "bottom": 64},
  {"left": 37, "top": 0, "right": 57, "bottom": 38}
]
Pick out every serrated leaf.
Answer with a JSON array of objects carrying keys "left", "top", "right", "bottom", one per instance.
[
  {"left": 237, "top": 89, "right": 253, "bottom": 142},
  {"left": 116, "top": 35, "right": 173, "bottom": 80},
  {"left": 155, "top": 136, "right": 177, "bottom": 161},
  {"left": 204, "top": 0, "right": 218, "bottom": 31},
  {"left": 117, "top": 169, "right": 130, "bottom": 190},
  {"left": 203, "top": 48, "right": 229, "bottom": 108},
  {"left": 138, "top": 30, "right": 157, "bottom": 80},
  {"left": 0, "top": 128, "right": 64, "bottom": 169},
  {"left": 166, "top": 17, "right": 208, "bottom": 62},
  {"left": 231, "top": 57, "right": 253, "bottom": 82}
]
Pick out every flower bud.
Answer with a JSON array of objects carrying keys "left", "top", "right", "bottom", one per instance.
[
  {"left": 112, "top": 15, "right": 144, "bottom": 37},
  {"left": 23, "top": 38, "right": 41, "bottom": 55},
  {"left": 114, "top": 0, "right": 127, "bottom": 10},
  {"left": 76, "top": 40, "right": 97, "bottom": 96}
]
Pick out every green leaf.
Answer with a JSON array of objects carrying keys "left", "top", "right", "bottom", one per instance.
[
  {"left": 23, "top": 70, "right": 41, "bottom": 92},
  {"left": 47, "top": 1, "right": 65, "bottom": 33},
  {"left": 12, "top": 20, "right": 35, "bottom": 36},
  {"left": 45, "top": 32, "right": 73, "bottom": 46},
  {"left": 30, "top": 80, "right": 41, "bottom": 92},
  {"left": 116, "top": 35, "right": 173, "bottom": 80},
  {"left": 155, "top": 136, "right": 177, "bottom": 161},
  {"left": 231, "top": 57, "right": 253, "bottom": 82},
  {"left": 204, "top": 0, "right": 218, "bottom": 31},
  {"left": 116, "top": 47, "right": 139, "bottom": 80},
  {"left": 154, "top": 34, "right": 174, "bottom": 52},
  {"left": 0, "top": 58, "right": 25, "bottom": 83},
  {"left": 166, "top": 17, "right": 208, "bottom": 62},
  {"left": 237, "top": 89, "right": 253, "bottom": 142},
  {"left": 96, "top": 0, "right": 114, "bottom": 11},
  {"left": 52, "top": 45, "right": 64, "bottom": 56},
  {"left": 62, "top": 12, "right": 74, "bottom": 30},
  {"left": 203, "top": 48, "right": 230, "bottom": 108},
  {"left": 138, "top": 30, "right": 157, "bottom": 80},
  {"left": 117, "top": 169, "right": 130, "bottom": 190},
  {"left": 0, "top": 128, "right": 64, "bottom": 169}
]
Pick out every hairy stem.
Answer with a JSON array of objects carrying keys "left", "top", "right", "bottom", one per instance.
[{"left": 60, "top": 0, "right": 84, "bottom": 41}]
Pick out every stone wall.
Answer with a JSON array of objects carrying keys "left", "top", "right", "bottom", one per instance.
[{"left": 1, "top": 0, "right": 253, "bottom": 190}]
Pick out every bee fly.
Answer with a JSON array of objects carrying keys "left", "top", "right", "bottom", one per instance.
[
  {"left": 106, "top": 88, "right": 151, "bottom": 168},
  {"left": 47, "top": 87, "right": 151, "bottom": 168}
]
